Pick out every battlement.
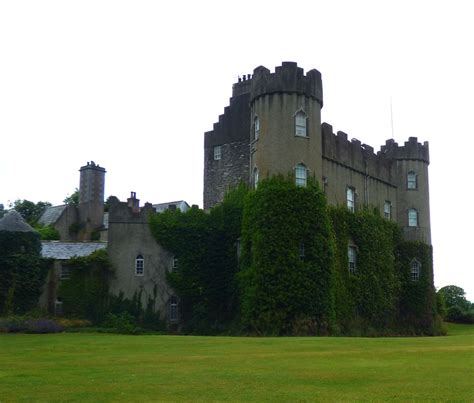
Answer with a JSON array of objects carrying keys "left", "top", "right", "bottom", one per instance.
[
  {"left": 250, "top": 62, "right": 323, "bottom": 106},
  {"left": 232, "top": 74, "right": 252, "bottom": 97},
  {"left": 79, "top": 161, "right": 106, "bottom": 173},
  {"left": 379, "top": 137, "right": 429, "bottom": 164},
  {"left": 108, "top": 193, "right": 155, "bottom": 224}
]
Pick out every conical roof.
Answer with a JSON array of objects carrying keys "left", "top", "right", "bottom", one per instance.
[{"left": 0, "top": 210, "right": 36, "bottom": 232}]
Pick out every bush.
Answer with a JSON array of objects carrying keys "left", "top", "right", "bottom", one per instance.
[
  {"left": 0, "top": 316, "right": 64, "bottom": 333},
  {"left": 103, "top": 312, "right": 140, "bottom": 334}
]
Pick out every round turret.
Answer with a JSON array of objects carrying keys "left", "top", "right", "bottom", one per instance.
[{"left": 249, "top": 62, "right": 324, "bottom": 187}]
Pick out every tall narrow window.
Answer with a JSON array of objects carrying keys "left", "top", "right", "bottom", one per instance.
[
  {"left": 408, "top": 209, "right": 418, "bottom": 227},
  {"left": 253, "top": 167, "right": 259, "bottom": 189},
  {"left": 213, "top": 145, "right": 222, "bottom": 161},
  {"left": 407, "top": 171, "right": 417, "bottom": 189},
  {"left": 347, "top": 187, "right": 355, "bottom": 212},
  {"left": 299, "top": 242, "right": 305, "bottom": 260},
  {"left": 348, "top": 246, "right": 357, "bottom": 274},
  {"left": 295, "top": 110, "right": 307, "bottom": 137},
  {"left": 410, "top": 260, "right": 421, "bottom": 281},
  {"left": 254, "top": 116, "right": 260, "bottom": 140},
  {"left": 384, "top": 201, "right": 392, "bottom": 220},
  {"left": 135, "top": 255, "right": 144, "bottom": 276},
  {"left": 169, "top": 296, "right": 178, "bottom": 321},
  {"left": 172, "top": 257, "right": 178, "bottom": 272},
  {"left": 295, "top": 164, "right": 307, "bottom": 187}
]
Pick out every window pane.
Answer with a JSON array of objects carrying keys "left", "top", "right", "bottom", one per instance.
[
  {"left": 295, "top": 112, "right": 307, "bottom": 136},
  {"left": 408, "top": 209, "right": 418, "bottom": 227},
  {"left": 407, "top": 172, "right": 417, "bottom": 189},
  {"left": 295, "top": 164, "right": 307, "bottom": 187},
  {"left": 347, "top": 188, "right": 355, "bottom": 212},
  {"left": 254, "top": 117, "right": 260, "bottom": 139},
  {"left": 213, "top": 145, "right": 221, "bottom": 160}
]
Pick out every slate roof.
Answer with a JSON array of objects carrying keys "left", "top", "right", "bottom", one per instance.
[
  {"left": 38, "top": 205, "right": 68, "bottom": 226},
  {"left": 0, "top": 210, "right": 36, "bottom": 232},
  {"left": 152, "top": 200, "right": 190, "bottom": 213},
  {"left": 41, "top": 241, "right": 107, "bottom": 260}
]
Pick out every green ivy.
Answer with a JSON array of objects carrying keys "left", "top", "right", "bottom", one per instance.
[
  {"left": 239, "top": 177, "right": 335, "bottom": 335},
  {"left": 0, "top": 230, "right": 48, "bottom": 314},
  {"left": 149, "top": 184, "right": 248, "bottom": 334}
]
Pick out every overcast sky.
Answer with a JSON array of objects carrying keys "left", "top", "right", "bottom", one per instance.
[{"left": 1, "top": 1, "right": 472, "bottom": 300}]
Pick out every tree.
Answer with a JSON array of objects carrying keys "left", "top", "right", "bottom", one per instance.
[
  {"left": 438, "top": 285, "right": 471, "bottom": 311},
  {"left": 63, "top": 189, "right": 79, "bottom": 206},
  {"left": 11, "top": 199, "right": 51, "bottom": 225},
  {"left": 0, "top": 204, "right": 5, "bottom": 218}
]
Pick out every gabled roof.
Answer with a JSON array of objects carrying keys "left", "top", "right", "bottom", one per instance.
[
  {"left": 38, "top": 205, "right": 68, "bottom": 226},
  {"left": 41, "top": 241, "right": 107, "bottom": 260},
  {"left": 152, "top": 200, "right": 190, "bottom": 213},
  {"left": 0, "top": 210, "right": 36, "bottom": 232}
]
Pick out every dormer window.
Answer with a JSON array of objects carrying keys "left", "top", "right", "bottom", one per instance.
[
  {"left": 295, "top": 110, "right": 307, "bottom": 137},
  {"left": 254, "top": 116, "right": 260, "bottom": 140},
  {"left": 407, "top": 171, "right": 417, "bottom": 189}
]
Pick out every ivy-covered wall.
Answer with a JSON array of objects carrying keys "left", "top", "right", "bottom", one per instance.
[
  {"left": 0, "top": 231, "right": 48, "bottom": 314},
  {"left": 240, "top": 177, "right": 335, "bottom": 335},
  {"left": 148, "top": 177, "right": 439, "bottom": 335}
]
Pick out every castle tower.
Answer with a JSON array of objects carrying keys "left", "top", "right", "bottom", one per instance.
[
  {"left": 382, "top": 138, "right": 431, "bottom": 244},
  {"left": 78, "top": 161, "right": 106, "bottom": 240},
  {"left": 249, "top": 62, "right": 324, "bottom": 187}
]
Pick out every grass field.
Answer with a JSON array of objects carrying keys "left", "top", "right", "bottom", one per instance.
[{"left": 0, "top": 323, "right": 473, "bottom": 402}]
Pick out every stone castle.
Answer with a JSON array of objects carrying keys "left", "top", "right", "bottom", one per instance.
[
  {"left": 204, "top": 62, "right": 431, "bottom": 244},
  {"left": 3, "top": 62, "right": 431, "bottom": 324}
]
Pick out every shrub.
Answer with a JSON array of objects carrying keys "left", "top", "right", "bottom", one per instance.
[{"left": 0, "top": 316, "right": 63, "bottom": 333}]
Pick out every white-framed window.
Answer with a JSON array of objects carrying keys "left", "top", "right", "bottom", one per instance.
[
  {"left": 172, "top": 257, "right": 178, "bottom": 272},
  {"left": 60, "top": 265, "right": 71, "bottom": 280},
  {"left": 410, "top": 259, "right": 421, "bottom": 281},
  {"left": 348, "top": 245, "right": 357, "bottom": 274},
  {"left": 135, "top": 255, "right": 144, "bottom": 276},
  {"left": 407, "top": 171, "right": 417, "bottom": 189},
  {"left": 254, "top": 116, "right": 260, "bottom": 140},
  {"left": 408, "top": 209, "right": 418, "bottom": 227},
  {"left": 295, "top": 164, "right": 307, "bottom": 187},
  {"left": 299, "top": 242, "right": 305, "bottom": 260},
  {"left": 213, "top": 145, "right": 222, "bottom": 161},
  {"left": 347, "top": 187, "right": 355, "bottom": 212},
  {"left": 169, "top": 296, "right": 178, "bottom": 322},
  {"left": 295, "top": 110, "right": 307, "bottom": 137},
  {"left": 253, "top": 167, "right": 259, "bottom": 189},
  {"left": 384, "top": 201, "right": 392, "bottom": 220}
]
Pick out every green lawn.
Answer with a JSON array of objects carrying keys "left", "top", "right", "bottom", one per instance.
[{"left": 1, "top": 324, "right": 473, "bottom": 402}]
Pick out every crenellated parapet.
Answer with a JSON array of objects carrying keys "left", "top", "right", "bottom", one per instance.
[
  {"left": 379, "top": 137, "right": 429, "bottom": 164},
  {"left": 108, "top": 193, "right": 155, "bottom": 225},
  {"left": 321, "top": 123, "right": 393, "bottom": 184},
  {"left": 250, "top": 62, "right": 323, "bottom": 107}
]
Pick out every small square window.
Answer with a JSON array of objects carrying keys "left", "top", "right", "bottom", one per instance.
[
  {"left": 213, "top": 145, "right": 222, "bottom": 161},
  {"left": 60, "top": 265, "right": 71, "bottom": 280}
]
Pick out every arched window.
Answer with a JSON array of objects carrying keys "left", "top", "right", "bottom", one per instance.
[
  {"left": 254, "top": 116, "right": 260, "bottom": 140},
  {"left": 348, "top": 245, "right": 357, "bottom": 274},
  {"left": 253, "top": 167, "right": 259, "bottom": 189},
  {"left": 408, "top": 209, "right": 418, "bottom": 227},
  {"left": 295, "top": 164, "right": 307, "bottom": 187},
  {"left": 295, "top": 110, "right": 307, "bottom": 137},
  {"left": 135, "top": 255, "right": 144, "bottom": 276},
  {"left": 169, "top": 296, "right": 178, "bottom": 321},
  {"left": 407, "top": 171, "right": 417, "bottom": 189},
  {"left": 347, "top": 187, "right": 355, "bottom": 212},
  {"left": 410, "top": 260, "right": 421, "bottom": 281}
]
